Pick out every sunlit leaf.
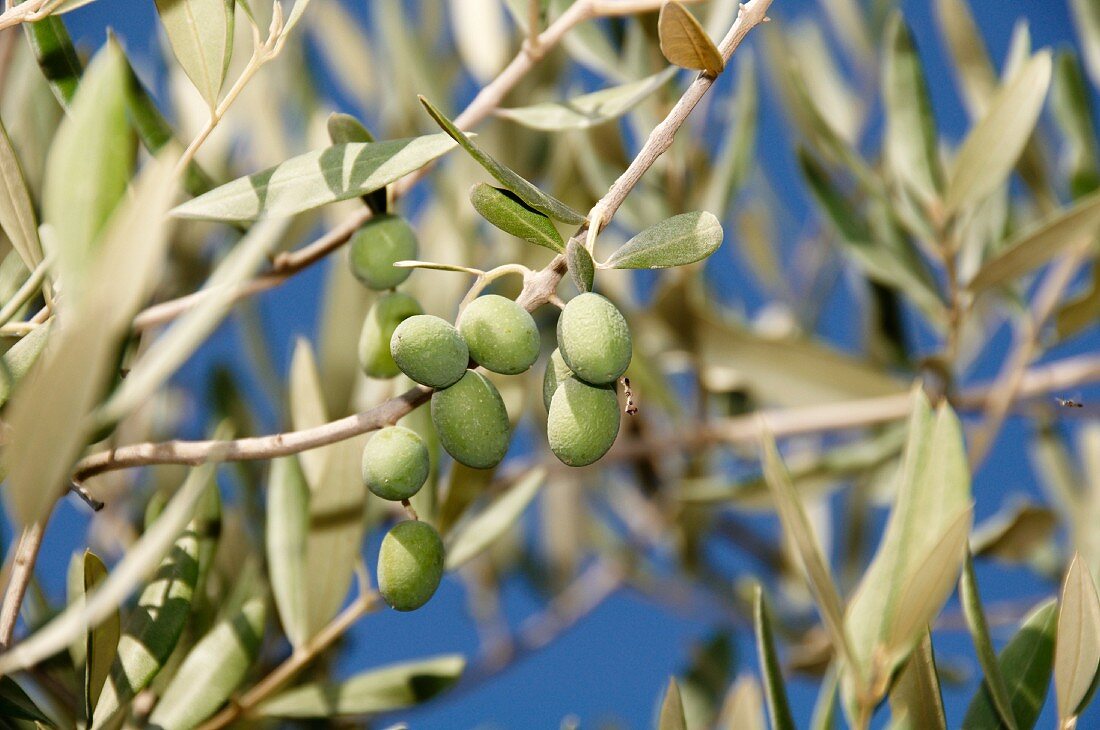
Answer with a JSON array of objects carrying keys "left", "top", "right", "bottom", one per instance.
[
  {"left": 23, "top": 11, "right": 82, "bottom": 108},
  {"left": 753, "top": 586, "right": 796, "bottom": 730},
  {"left": 419, "top": 95, "right": 585, "bottom": 224},
  {"left": 962, "top": 599, "right": 1058, "bottom": 730},
  {"left": 888, "top": 632, "right": 947, "bottom": 730},
  {"left": 445, "top": 467, "right": 546, "bottom": 570},
  {"left": 659, "top": 677, "right": 688, "bottom": 730},
  {"left": 945, "top": 52, "right": 1052, "bottom": 215},
  {"left": 935, "top": 0, "right": 998, "bottom": 118},
  {"left": 74, "top": 551, "right": 119, "bottom": 721},
  {"left": 173, "top": 135, "right": 459, "bottom": 221},
  {"left": 960, "top": 553, "right": 1019, "bottom": 730},
  {"left": 1052, "top": 51, "right": 1100, "bottom": 198},
  {"left": 256, "top": 655, "right": 465, "bottom": 717},
  {"left": 0, "top": 118, "right": 42, "bottom": 268},
  {"left": 566, "top": 237, "right": 595, "bottom": 293},
  {"left": 154, "top": 0, "right": 234, "bottom": 108},
  {"left": 496, "top": 68, "right": 676, "bottom": 131},
  {"left": 1055, "top": 554, "right": 1100, "bottom": 724},
  {"left": 266, "top": 456, "right": 310, "bottom": 649},
  {"left": 658, "top": 1, "right": 723, "bottom": 76},
  {"left": 470, "top": 183, "right": 565, "bottom": 253},
  {"left": 0, "top": 319, "right": 51, "bottom": 408},
  {"left": 1070, "top": 0, "right": 1100, "bottom": 89},
  {"left": 716, "top": 676, "right": 766, "bottom": 730},
  {"left": 147, "top": 597, "right": 265, "bottom": 730},
  {"left": 603, "top": 211, "right": 723, "bottom": 270}
]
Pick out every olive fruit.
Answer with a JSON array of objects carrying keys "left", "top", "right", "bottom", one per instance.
[
  {"left": 431, "top": 370, "right": 511, "bottom": 469},
  {"left": 377, "top": 520, "right": 445, "bottom": 611},
  {"left": 390, "top": 315, "right": 469, "bottom": 388},
  {"left": 361, "top": 426, "right": 430, "bottom": 501},
  {"left": 359, "top": 292, "right": 422, "bottom": 378},
  {"left": 457, "top": 295, "right": 540, "bottom": 375},
  {"left": 348, "top": 215, "right": 418, "bottom": 290},
  {"left": 556, "top": 293, "right": 631, "bottom": 385},
  {"left": 542, "top": 348, "right": 572, "bottom": 411},
  {"left": 547, "top": 376, "right": 620, "bottom": 467}
]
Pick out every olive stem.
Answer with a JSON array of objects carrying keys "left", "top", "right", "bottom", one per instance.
[{"left": 401, "top": 499, "right": 419, "bottom": 521}]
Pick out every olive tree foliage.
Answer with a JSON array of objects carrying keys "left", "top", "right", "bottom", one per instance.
[{"left": 0, "top": 0, "right": 1097, "bottom": 726}]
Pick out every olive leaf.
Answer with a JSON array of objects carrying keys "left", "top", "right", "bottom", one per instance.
[
  {"left": 0, "top": 675, "right": 53, "bottom": 725},
  {"left": 496, "top": 68, "right": 676, "bottom": 131},
  {"left": 971, "top": 502, "right": 1058, "bottom": 562},
  {"left": 658, "top": 677, "right": 688, "bottom": 730},
  {"left": 266, "top": 456, "right": 310, "bottom": 649},
  {"left": 23, "top": 11, "right": 82, "bottom": 108},
  {"left": 888, "top": 632, "right": 948, "bottom": 730},
  {"left": 470, "top": 183, "right": 565, "bottom": 253},
  {"left": 327, "top": 112, "right": 375, "bottom": 144},
  {"left": 962, "top": 599, "right": 1058, "bottom": 730},
  {"left": 445, "top": 467, "right": 546, "bottom": 570},
  {"left": 566, "top": 237, "right": 595, "bottom": 293},
  {"left": 147, "top": 597, "right": 266, "bottom": 730},
  {"left": 658, "top": 1, "right": 724, "bottom": 76},
  {"left": 1051, "top": 51, "right": 1100, "bottom": 198},
  {"left": 602, "top": 211, "right": 723, "bottom": 269},
  {"left": 0, "top": 118, "right": 41, "bottom": 269},
  {"left": 944, "top": 51, "right": 1052, "bottom": 215},
  {"left": 419, "top": 95, "right": 586, "bottom": 224},
  {"left": 1054, "top": 554, "right": 1100, "bottom": 725},
  {"left": 753, "top": 586, "right": 796, "bottom": 730},
  {"left": 172, "top": 135, "right": 460, "bottom": 221},
  {"left": 154, "top": 0, "right": 234, "bottom": 108},
  {"left": 77, "top": 551, "right": 119, "bottom": 722},
  {"left": 256, "top": 655, "right": 466, "bottom": 717},
  {"left": 1072, "top": 0, "right": 1100, "bottom": 89},
  {"left": 959, "top": 552, "right": 1021, "bottom": 730}
]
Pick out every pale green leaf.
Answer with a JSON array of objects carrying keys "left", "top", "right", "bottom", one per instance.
[
  {"left": 968, "top": 189, "right": 1100, "bottom": 293},
  {"left": 888, "top": 632, "right": 947, "bottom": 730},
  {"left": 603, "top": 211, "right": 723, "bottom": 269},
  {"left": 935, "top": 0, "right": 998, "bottom": 118},
  {"left": 80, "top": 551, "right": 119, "bottom": 720},
  {"left": 658, "top": 1, "right": 723, "bottom": 76},
  {"left": 659, "top": 677, "right": 688, "bottom": 730},
  {"left": 256, "top": 655, "right": 465, "bottom": 717},
  {"left": 327, "top": 112, "right": 374, "bottom": 144},
  {"left": 1071, "top": 0, "right": 1100, "bottom": 90},
  {"left": 445, "top": 467, "right": 546, "bottom": 570},
  {"left": 470, "top": 183, "right": 564, "bottom": 253},
  {"left": 945, "top": 52, "right": 1052, "bottom": 214},
  {"left": 962, "top": 599, "right": 1058, "bottom": 730},
  {"left": 266, "top": 456, "right": 310, "bottom": 649},
  {"left": 496, "top": 68, "right": 676, "bottom": 131},
  {"left": 0, "top": 117, "right": 42, "bottom": 268},
  {"left": 419, "top": 95, "right": 585, "bottom": 224},
  {"left": 845, "top": 392, "right": 971, "bottom": 693},
  {"left": 0, "top": 320, "right": 51, "bottom": 408},
  {"left": 289, "top": 339, "right": 329, "bottom": 487},
  {"left": 154, "top": 0, "right": 234, "bottom": 107},
  {"left": 1052, "top": 51, "right": 1100, "bottom": 198},
  {"left": 717, "top": 676, "right": 766, "bottom": 730},
  {"left": 172, "top": 135, "right": 459, "bottom": 221},
  {"left": 754, "top": 586, "right": 796, "bottom": 730},
  {"left": 147, "top": 597, "right": 266, "bottom": 730},
  {"left": 42, "top": 40, "right": 134, "bottom": 297},
  {"left": 566, "top": 237, "right": 594, "bottom": 293},
  {"left": 1055, "top": 554, "right": 1100, "bottom": 724},
  {"left": 961, "top": 554, "right": 1024, "bottom": 730}
]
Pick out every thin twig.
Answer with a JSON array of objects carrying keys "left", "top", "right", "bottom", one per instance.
[{"left": 0, "top": 520, "right": 46, "bottom": 650}]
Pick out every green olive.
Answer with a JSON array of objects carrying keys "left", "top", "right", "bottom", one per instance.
[
  {"left": 377, "top": 520, "right": 445, "bottom": 611},
  {"left": 358, "top": 292, "right": 422, "bottom": 378},
  {"left": 546, "top": 376, "right": 620, "bottom": 467},
  {"left": 431, "top": 370, "right": 511, "bottom": 469},
  {"left": 542, "top": 348, "right": 572, "bottom": 411},
  {"left": 348, "top": 215, "right": 418, "bottom": 290},
  {"left": 390, "top": 315, "right": 469, "bottom": 388},
  {"left": 556, "top": 292, "right": 631, "bottom": 385},
  {"left": 361, "top": 426, "right": 430, "bottom": 501},
  {"left": 458, "top": 294, "right": 540, "bottom": 375}
]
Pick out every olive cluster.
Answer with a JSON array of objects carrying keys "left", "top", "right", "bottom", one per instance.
[{"left": 350, "top": 217, "right": 632, "bottom": 611}]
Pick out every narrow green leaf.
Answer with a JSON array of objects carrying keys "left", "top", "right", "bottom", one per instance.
[
  {"left": 1055, "top": 554, "right": 1100, "bottom": 724},
  {"left": 967, "top": 189, "right": 1100, "bottom": 292},
  {"left": 328, "top": 113, "right": 374, "bottom": 144},
  {"left": 147, "top": 597, "right": 266, "bottom": 730},
  {"left": 603, "top": 211, "right": 723, "bottom": 269},
  {"left": 845, "top": 392, "right": 971, "bottom": 695},
  {"left": 0, "top": 118, "right": 42, "bottom": 268},
  {"left": 566, "top": 238, "right": 594, "bottom": 293},
  {"left": 419, "top": 95, "right": 585, "bottom": 224},
  {"left": 971, "top": 502, "right": 1058, "bottom": 563},
  {"left": 760, "top": 430, "right": 856, "bottom": 675},
  {"left": 256, "top": 655, "right": 465, "bottom": 717},
  {"left": 809, "top": 666, "right": 840, "bottom": 730},
  {"left": 42, "top": 40, "right": 135, "bottom": 295},
  {"left": 658, "top": 1, "right": 724, "bottom": 76},
  {"left": 935, "top": 0, "right": 998, "bottom": 119},
  {"left": 882, "top": 13, "right": 944, "bottom": 203},
  {"left": 266, "top": 456, "right": 310, "bottom": 649},
  {"left": 0, "top": 675, "right": 53, "bottom": 724},
  {"left": 945, "top": 52, "right": 1053, "bottom": 214},
  {"left": 80, "top": 551, "right": 119, "bottom": 721},
  {"left": 961, "top": 551, "right": 1020, "bottom": 730},
  {"left": 659, "top": 677, "right": 688, "bottom": 730},
  {"left": 173, "top": 135, "right": 459, "bottom": 221},
  {"left": 889, "top": 631, "right": 947, "bottom": 730},
  {"left": 962, "top": 599, "right": 1058, "bottom": 730},
  {"left": 496, "top": 68, "right": 676, "bottom": 131},
  {"left": 289, "top": 340, "right": 330, "bottom": 486},
  {"left": 445, "top": 467, "right": 546, "bottom": 570},
  {"left": 91, "top": 526, "right": 202, "bottom": 728},
  {"left": 754, "top": 586, "right": 796, "bottom": 730},
  {"left": 0, "top": 319, "right": 51, "bottom": 408},
  {"left": 1070, "top": 0, "right": 1100, "bottom": 89},
  {"left": 23, "top": 11, "right": 82, "bottom": 109},
  {"left": 154, "top": 0, "right": 234, "bottom": 107},
  {"left": 1052, "top": 52, "right": 1100, "bottom": 198},
  {"left": 470, "top": 183, "right": 565, "bottom": 253}
]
